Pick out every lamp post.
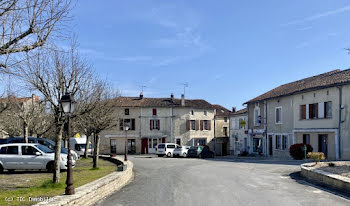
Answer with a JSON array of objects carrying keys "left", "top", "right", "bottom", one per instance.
[
  {"left": 124, "top": 126, "right": 129, "bottom": 161},
  {"left": 60, "top": 92, "right": 76, "bottom": 195}
]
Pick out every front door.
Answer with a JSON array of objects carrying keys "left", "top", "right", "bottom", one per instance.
[
  {"left": 269, "top": 135, "right": 273, "bottom": 155},
  {"left": 128, "top": 139, "right": 136, "bottom": 154},
  {"left": 141, "top": 139, "right": 148, "bottom": 154},
  {"left": 318, "top": 134, "right": 328, "bottom": 158},
  {"left": 110, "top": 139, "right": 117, "bottom": 154}
]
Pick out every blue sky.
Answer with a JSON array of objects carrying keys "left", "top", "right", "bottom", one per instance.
[{"left": 70, "top": 0, "right": 350, "bottom": 110}]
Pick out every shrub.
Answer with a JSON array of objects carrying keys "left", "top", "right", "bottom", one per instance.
[
  {"left": 289, "top": 144, "right": 313, "bottom": 160},
  {"left": 307, "top": 152, "right": 325, "bottom": 164}
]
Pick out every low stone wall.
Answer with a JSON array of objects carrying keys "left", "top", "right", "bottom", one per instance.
[
  {"left": 301, "top": 162, "right": 350, "bottom": 194},
  {"left": 35, "top": 157, "right": 133, "bottom": 206}
]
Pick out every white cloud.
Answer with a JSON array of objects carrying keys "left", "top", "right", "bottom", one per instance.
[{"left": 282, "top": 5, "right": 350, "bottom": 26}]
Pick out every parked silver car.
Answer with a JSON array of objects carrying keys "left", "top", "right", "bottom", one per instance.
[{"left": 0, "top": 143, "right": 75, "bottom": 173}]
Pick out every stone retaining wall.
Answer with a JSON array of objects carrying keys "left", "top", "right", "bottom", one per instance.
[
  {"left": 35, "top": 157, "right": 133, "bottom": 206},
  {"left": 301, "top": 162, "right": 350, "bottom": 194}
]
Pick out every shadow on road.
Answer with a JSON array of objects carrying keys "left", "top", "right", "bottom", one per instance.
[
  {"left": 204, "top": 157, "right": 310, "bottom": 166},
  {"left": 289, "top": 171, "right": 350, "bottom": 200}
]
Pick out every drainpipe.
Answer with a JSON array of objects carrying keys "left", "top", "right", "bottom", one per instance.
[
  {"left": 214, "top": 115, "right": 216, "bottom": 156},
  {"left": 264, "top": 100, "right": 268, "bottom": 157},
  {"left": 140, "top": 108, "right": 142, "bottom": 154},
  {"left": 170, "top": 107, "right": 173, "bottom": 143},
  {"left": 338, "top": 86, "right": 343, "bottom": 160}
]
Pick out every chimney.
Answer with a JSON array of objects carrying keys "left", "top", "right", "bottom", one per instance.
[
  {"left": 140, "top": 92, "right": 143, "bottom": 99},
  {"left": 232, "top": 107, "right": 236, "bottom": 113},
  {"left": 181, "top": 94, "right": 185, "bottom": 106}
]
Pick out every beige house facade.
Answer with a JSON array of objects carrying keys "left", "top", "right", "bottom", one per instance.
[
  {"left": 229, "top": 108, "right": 248, "bottom": 155},
  {"left": 212, "top": 105, "right": 231, "bottom": 156},
  {"left": 245, "top": 69, "right": 350, "bottom": 160},
  {"left": 100, "top": 94, "right": 215, "bottom": 155}
]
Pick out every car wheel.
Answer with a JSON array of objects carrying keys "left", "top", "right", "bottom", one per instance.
[
  {"left": 0, "top": 164, "right": 3, "bottom": 173},
  {"left": 46, "top": 161, "right": 54, "bottom": 173},
  {"left": 167, "top": 152, "right": 172, "bottom": 157},
  {"left": 8, "top": 169, "right": 15, "bottom": 173}
]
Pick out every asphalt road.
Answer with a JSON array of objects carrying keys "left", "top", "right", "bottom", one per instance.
[{"left": 98, "top": 156, "right": 350, "bottom": 206}]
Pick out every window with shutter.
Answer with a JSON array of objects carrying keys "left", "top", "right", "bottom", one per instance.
[
  {"left": 157, "top": 120, "right": 160, "bottom": 130},
  {"left": 195, "top": 120, "right": 199, "bottom": 130},
  {"left": 200, "top": 120, "right": 204, "bottom": 130},
  {"left": 150, "top": 120, "right": 153, "bottom": 130},
  {"left": 153, "top": 108, "right": 157, "bottom": 116}
]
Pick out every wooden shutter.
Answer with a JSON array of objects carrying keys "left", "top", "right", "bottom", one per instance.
[
  {"left": 301, "top": 105, "right": 306, "bottom": 120},
  {"left": 157, "top": 120, "right": 160, "bottom": 130},
  {"left": 186, "top": 120, "right": 190, "bottom": 131},
  {"left": 208, "top": 120, "right": 211, "bottom": 130},
  {"left": 195, "top": 120, "right": 199, "bottom": 130},
  {"left": 150, "top": 120, "right": 153, "bottom": 130},
  {"left": 200, "top": 120, "right": 204, "bottom": 130}
]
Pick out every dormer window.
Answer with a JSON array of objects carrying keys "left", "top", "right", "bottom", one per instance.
[
  {"left": 153, "top": 108, "right": 157, "bottom": 116},
  {"left": 204, "top": 110, "right": 207, "bottom": 116},
  {"left": 191, "top": 110, "right": 194, "bottom": 115},
  {"left": 125, "top": 108, "right": 129, "bottom": 115}
]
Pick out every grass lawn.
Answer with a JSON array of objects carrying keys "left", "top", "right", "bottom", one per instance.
[{"left": 0, "top": 158, "right": 117, "bottom": 206}]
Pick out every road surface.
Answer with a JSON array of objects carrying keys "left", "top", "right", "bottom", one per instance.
[{"left": 98, "top": 156, "right": 350, "bottom": 206}]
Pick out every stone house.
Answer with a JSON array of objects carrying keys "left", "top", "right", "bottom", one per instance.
[
  {"left": 212, "top": 104, "right": 231, "bottom": 156},
  {"left": 0, "top": 94, "right": 40, "bottom": 138},
  {"left": 99, "top": 94, "right": 215, "bottom": 155},
  {"left": 245, "top": 69, "right": 350, "bottom": 160},
  {"left": 229, "top": 108, "right": 248, "bottom": 155}
]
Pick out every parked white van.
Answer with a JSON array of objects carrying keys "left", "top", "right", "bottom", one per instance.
[
  {"left": 0, "top": 143, "right": 75, "bottom": 173},
  {"left": 156, "top": 143, "right": 180, "bottom": 157},
  {"left": 63, "top": 137, "right": 93, "bottom": 156}
]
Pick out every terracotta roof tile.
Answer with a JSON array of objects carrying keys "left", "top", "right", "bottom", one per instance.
[
  {"left": 231, "top": 108, "right": 247, "bottom": 116},
  {"left": 113, "top": 97, "right": 213, "bottom": 109},
  {"left": 212, "top": 104, "right": 232, "bottom": 116},
  {"left": 245, "top": 69, "right": 350, "bottom": 103}
]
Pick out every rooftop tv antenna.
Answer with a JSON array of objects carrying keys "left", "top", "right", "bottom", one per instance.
[
  {"left": 140, "top": 85, "right": 147, "bottom": 93},
  {"left": 182, "top": 82, "right": 188, "bottom": 96}
]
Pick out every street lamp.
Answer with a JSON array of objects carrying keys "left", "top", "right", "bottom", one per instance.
[
  {"left": 124, "top": 125, "right": 129, "bottom": 161},
  {"left": 60, "top": 92, "right": 76, "bottom": 195}
]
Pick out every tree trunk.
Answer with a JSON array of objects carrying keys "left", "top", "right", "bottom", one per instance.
[
  {"left": 53, "top": 123, "right": 63, "bottom": 183},
  {"left": 93, "top": 133, "right": 100, "bottom": 168},
  {"left": 84, "top": 134, "right": 90, "bottom": 159},
  {"left": 23, "top": 122, "right": 29, "bottom": 143}
]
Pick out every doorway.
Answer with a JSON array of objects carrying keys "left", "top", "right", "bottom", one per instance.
[
  {"left": 141, "top": 138, "right": 148, "bottom": 154},
  {"left": 318, "top": 134, "right": 328, "bottom": 158},
  {"left": 128, "top": 139, "right": 136, "bottom": 154},
  {"left": 110, "top": 139, "right": 117, "bottom": 154},
  {"left": 268, "top": 135, "right": 273, "bottom": 156}
]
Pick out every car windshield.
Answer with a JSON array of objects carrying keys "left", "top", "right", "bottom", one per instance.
[
  {"left": 35, "top": 144, "right": 54, "bottom": 153},
  {"left": 190, "top": 146, "right": 198, "bottom": 150}
]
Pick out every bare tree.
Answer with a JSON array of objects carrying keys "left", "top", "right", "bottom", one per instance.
[
  {"left": 74, "top": 82, "right": 118, "bottom": 168},
  {"left": 0, "top": 94, "right": 44, "bottom": 141},
  {"left": 0, "top": 0, "right": 73, "bottom": 70},
  {"left": 14, "top": 44, "right": 93, "bottom": 183}
]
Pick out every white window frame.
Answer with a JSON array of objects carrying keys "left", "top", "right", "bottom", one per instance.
[
  {"left": 275, "top": 106, "right": 282, "bottom": 124},
  {"left": 203, "top": 120, "right": 209, "bottom": 130},
  {"left": 190, "top": 120, "right": 196, "bottom": 130}
]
